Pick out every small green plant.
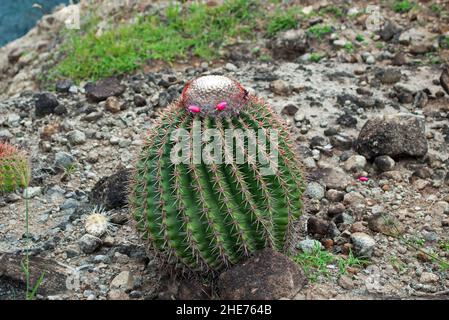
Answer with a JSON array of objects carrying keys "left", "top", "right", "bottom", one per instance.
[
  {"left": 409, "top": 235, "right": 425, "bottom": 247},
  {"left": 426, "top": 53, "right": 442, "bottom": 65},
  {"left": 375, "top": 42, "right": 384, "bottom": 49},
  {"left": 309, "top": 52, "right": 324, "bottom": 62},
  {"left": 389, "top": 256, "right": 407, "bottom": 274},
  {"left": 319, "top": 5, "right": 343, "bottom": 18},
  {"left": 293, "top": 244, "right": 335, "bottom": 282},
  {"left": 439, "top": 240, "right": 449, "bottom": 252},
  {"left": 337, "top": 250, "right": 369, "bottom": 275},
  {"left": 430, "top": 3, "right": 441, "bottom": 15},
  {"left": 355, "top": 34, "right": 365, "bottom": 42},
  {"left": 266, "top": 7, "right": 301, "bottom": 37},
  {"left": 293, "top": 245, "right": 369, "bottom": 282},
  {"left": 0, "top": 143, "right": 44, "bottom": 299},
  {"left": 393, "top": 0, "right": 414, "bottom": 13},
  {"left": 307, "top": 24, "right": 333, "bottom": 39},
  {"left": 441, "top": 36, "right": 449, "bottom": 49},
  {"left": 259, "top": 54, "right": 273, "bottom": 62},
  {"left": 344, "top": 42, "right": 355, "bottom": 53},
  {"left": 0, "top": 143, "right": 30, "bottom": 193}
]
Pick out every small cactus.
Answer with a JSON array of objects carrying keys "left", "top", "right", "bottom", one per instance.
[
  {"left": 0, "top": 142, "right": 30, "bottom": 193},
  {"left": 130, "top": 76, "right": 304, "bottom": 271}
]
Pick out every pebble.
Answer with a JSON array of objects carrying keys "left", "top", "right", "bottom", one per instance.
[
  {"left": 419, "top": 272, "right": 439, "bottom": 284},
  {"left": 78, "top": 234, "right": 102, "bottom": 254},
  {"left": 374, "top": 155, "right": 395, "bottom": 172},
  {"left": 67, "top": 130, "right": 87, "bottom": 145},
  {"left": 298, "top": 239, "right": 322, "bottom": 253},
  {"left": 344, "top": 155, "right": 367, "bottom": 172},
  {"left": 54, "top": 151, "right": 75, "bottom": 169},
  {"left": 105, "top": 96, "right": 122, "bottom": 113},
  {"left": 23, "top": 187, "right": 42, "bottom": 199},
  {"left": 305, "top": 182, "right": 325, "bottom": 200},
  {"left": 350, "top": 232, "right": 376, "bottom": 257},
  {"left": 110, "top": 271, "right": 134, "bottom": 291}
]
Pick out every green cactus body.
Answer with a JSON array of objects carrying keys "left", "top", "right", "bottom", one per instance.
[
  {"left": 131, "top": 76, "right": 304, "bottom": 271},
  {"left": 0, "top": 143, "right": 30, "bottom": 193}
]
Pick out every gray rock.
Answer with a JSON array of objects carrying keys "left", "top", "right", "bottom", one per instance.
[
  {"left": 0, "top": 129, "right": 13, "bottom": 139},
  {"left": 350, "top": 232, "right": 375, "bottom": 257},
  {"left": 270, "top": 79, "right": 291, "bottom": 96},
  {"left": 110, "top": 271, "right": 134, "bottom": 291},
  {"left": 67, "top": 130, "right": 86, "bottom": 145},
  {"left": 225, "top": 63, "right": 238, "bottom": 71},
  {"left": 23, "top": 187, "right": 42, "bottom": 199},
  {"left": 380, "top": 20, "right": 401, "bottom": 41},
  {"left": 54, "top": 152, "right": 75, "bottom": 170},
  {"left": 268, "top": 29, "right": 307, "bottom": 60},
  {"left": 56, "top": 79, "right": 74, "bottom": 93},
  {"left": 356, "top": 114, "right": 428, "bottom": 159},
  {"left": 310, "top": 167, "right": 350, "bottom": 190},
  {"left": 298, "top": 239, "right": 322, "bottom": 253},
  {"left": 374, "top": 155, "right": 395, "bottom": 172},
  {"left": 326, "top": 189, "right": 345, "bottom": 202},
  {"left": 329, "top": 134, "right": 353, "bottom": 150},
  {"left": 375, "top": 68, "right": 402, "bottom": 84},
  {"left": 344, "top": 155, "right": 367, "bottom": 172},
  {"left": 78, "top": 234, "right": 102, "bottom": 254},
  {"left": 218, "top": 248, "right": 307, "bottom": 299},
  {"left": 35, "top": 93, "right": 59, "bottom": 117},
  {"left": 305, "top": 182, "right": 325, "bottom": 200},
  {"left": 60, "top": 198, "right": 80, "bottom": 211}
]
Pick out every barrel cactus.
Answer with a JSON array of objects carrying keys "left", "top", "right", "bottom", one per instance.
[
  {"left": 0, "top": 142, "right": 30, "bottom": 193},
  {"left": 131, "top": 75, "right": 304, "bottom": 271}
]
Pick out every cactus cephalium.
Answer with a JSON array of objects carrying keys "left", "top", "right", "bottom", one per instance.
[
  {"left": 0, "top": 142, "right": 30, "bottom": 193},
  {"left": 131, "top": 75, "right": 304, "bottom": 271}
]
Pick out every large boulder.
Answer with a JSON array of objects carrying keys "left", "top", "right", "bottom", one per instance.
[
  {"left": 356, "top": 114, "right": 427, "bottom": 159},
  {"left": 218, "top": 248, "right": 307, "bottom": 300}
]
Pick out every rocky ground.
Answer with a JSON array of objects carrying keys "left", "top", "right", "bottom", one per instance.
[{"left": 1, "top": 0, "right": 449, "bottom": 300}]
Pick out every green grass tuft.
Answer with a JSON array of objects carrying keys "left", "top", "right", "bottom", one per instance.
[
  {"left": 307, "top": 24, "right": 333, "bottom": 39},
  {"left": 393, "top": 0, "right": 414, "bottom": 13},
  {"left": 53, "top": 0, "right": 260, "bottom": 81},
  {"left": 355, "top": 34, "right": 364, "bottom": 42},
  {"left": 309, "top": 52, "right": 324, "bottom": 62},
  {"left": 266, "top": 6, "right": 302, "bottom": 37},
  {"left": 292, "top": 244, "right": 369, "bottom": 282},
  {"left": 319, "top": 5, "right": 343, "bottom": 18}
]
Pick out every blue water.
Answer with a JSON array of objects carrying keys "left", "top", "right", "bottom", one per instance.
[{"left": 0, "top": 0, "right": 71, "bottom": 47}]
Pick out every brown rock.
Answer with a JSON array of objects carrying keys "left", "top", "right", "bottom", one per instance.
[
  {"left": 270, "top": 79, "right": 291, "bottom": 96},
  {"left": 85, "top": 77, "right": 126, "bottom": 103},
  {"left": 218, "top": 248, "right": 307, "bottom": 299},
  {"left": 307, "top": 217, "right": 330, "bottom": 236},
  {"left": 105, "top": 96, "right": 122, "bottom": 113},
  {"left": 440, "top": 66, "right": 449, "bottom": 95},
  {"left": 368, "top": 212, "right": 403, "bottom": 235},
  {"left": 356, "top": 114, "right": 428, "bottom": 159}
]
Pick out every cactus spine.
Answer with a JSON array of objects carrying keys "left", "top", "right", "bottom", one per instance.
[
  {"left": 131, "top": 76, "right": 304, "bottom": 271},
  {"left": 0, "top": 142, "right": 30, "bottom": 193}
]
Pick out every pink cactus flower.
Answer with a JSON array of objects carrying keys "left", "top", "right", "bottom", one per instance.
[
  {"left": 358, "top": 176, "right": 369, "bottom": 182},
  {"left": 216, "top": 101, "right": 228, "bottom": 111},
  {"left": 188, "top": 105, "right": 201, "bottom": 113}
]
